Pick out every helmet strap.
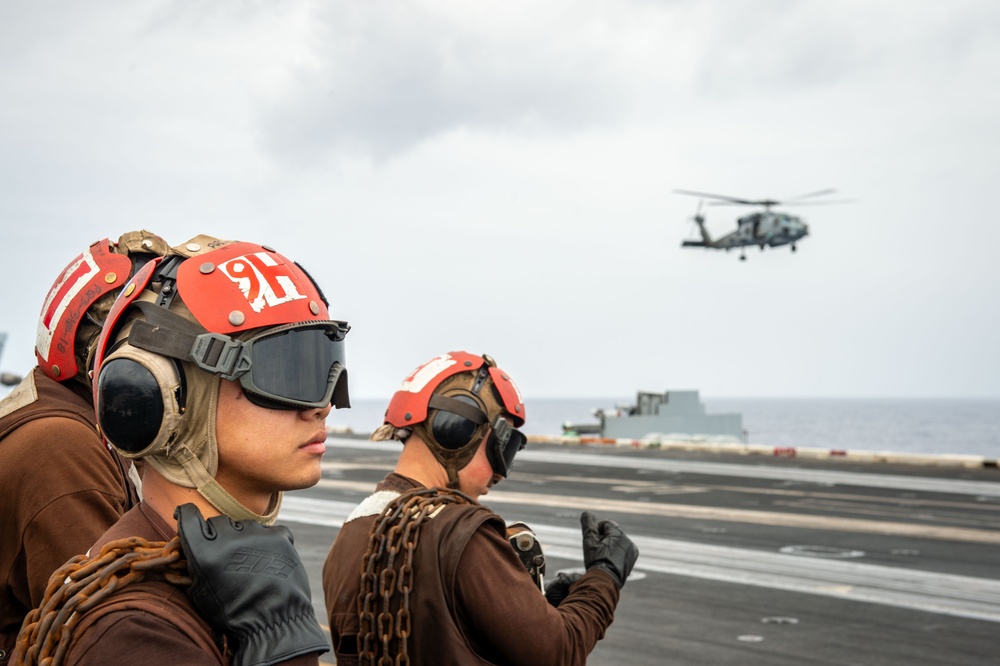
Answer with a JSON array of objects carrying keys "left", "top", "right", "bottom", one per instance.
[
  {"left": 445, "top": 465, "right": 461, "bottom": 490},
  {"left": 172, "top": 443, "right": 282, "bottom": 525}
]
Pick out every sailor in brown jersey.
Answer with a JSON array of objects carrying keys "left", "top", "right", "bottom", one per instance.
[
  {"left": 14, "top": 236, "right": 351, "bottom": 666},
  {"left": 0, "top": 231, "right": 169, "bottom": 663},
  {"left": 323, "top": 351, "right": 640, "bottom": 665}
]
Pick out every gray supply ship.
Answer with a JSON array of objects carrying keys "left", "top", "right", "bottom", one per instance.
[{"left": 563, "top": 389, "right": 744, "bottom": 442}]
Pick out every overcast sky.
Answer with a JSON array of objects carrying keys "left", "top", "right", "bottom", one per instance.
[{"left": 1, "top": 0, "right": 998, "bottom": 400}]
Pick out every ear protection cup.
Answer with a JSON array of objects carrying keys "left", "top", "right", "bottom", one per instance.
[
  {"left": 97, "top": 357, "right": 164, "bottom": 454},
  {"left": 96, "top": 343, "right": 186, "bottom": 458},
  {"left": 429, "top": 395, "right": 486, "bottom": 450}
]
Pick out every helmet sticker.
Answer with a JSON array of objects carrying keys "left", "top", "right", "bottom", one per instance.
[
  {"left": 398, "top": 354, "right": 457, "bottom": 394},
  {"left": 218, "top": 252, "right": 306, "bottom": 313},
  {"left": 36, "top": 248, "right": 102, "bottom": 362}
]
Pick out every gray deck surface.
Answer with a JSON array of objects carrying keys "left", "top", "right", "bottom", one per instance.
[{"left": 283, "top": 439, "right": 1000, "bottom": 665}]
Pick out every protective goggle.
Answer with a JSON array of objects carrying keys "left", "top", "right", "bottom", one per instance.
[
  {"left": 486, "top": 416, "right": 527, "bottom": 479},
  {"left": 189, "top": 321, "right": 351, "bottom": 411}
]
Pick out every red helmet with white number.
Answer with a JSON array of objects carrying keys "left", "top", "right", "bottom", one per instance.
[
  {"left": 35, "top": 231, "right": 170, "bottom": 386},
  {"left": 376, "top": 351, "right": 526, "bottom": 488},
  {"left": 93, "top": 235, "right": 350, "bottom": 524}
]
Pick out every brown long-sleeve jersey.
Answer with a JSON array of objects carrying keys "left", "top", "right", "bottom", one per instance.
[
  {"left": 323, "top": 473, "right": 620, "bottom": 665},
  {"left": 0, "top": 369, "right": 137, "bottom": 663}
]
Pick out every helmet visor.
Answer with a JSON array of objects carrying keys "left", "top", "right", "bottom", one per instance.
[
  {"left": 192, "top": 321, "right": 350, "bottom": 410},
  {"left": 486, "top": 417, "right": 527, "bottom": 479}
]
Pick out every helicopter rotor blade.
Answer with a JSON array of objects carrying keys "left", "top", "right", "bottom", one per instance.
[
  {"left": 783, "top": 188, "right": 837, "bottom": 201},
  {"left": 776, "top": 198, "right": 855, "bottom": 206},
  {"left": 676, "top": 187, "right": 851, "bottom": 210},
  {"left": 706, "top": 198, "right": 854, "bottom": 208},
  {"left": 674, "top": 189, "right": 757, "bottom": 205},
  {"left": 705, "top": 200, "right": 778, "bottom": 207}
]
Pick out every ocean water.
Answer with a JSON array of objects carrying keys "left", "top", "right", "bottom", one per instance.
[{"left": 330, "top": 397, "right": 1000, "bottom": 459}]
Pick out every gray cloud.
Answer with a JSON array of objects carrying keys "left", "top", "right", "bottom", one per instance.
[
  {"left": 257, "top": 2, "right": 638, "bottom": 164},
  {"left": 686, "top": 1, "right": 1000, "bottom": 97},
  {"left": 1, "top": 0, "right": 998, "bottom": 400}
]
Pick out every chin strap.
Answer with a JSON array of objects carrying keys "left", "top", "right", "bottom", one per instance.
[
  {"left": 445, "top": 465, "right": 461, "bottom": 490},
  {"left": 172, "top": 444, "right": 282, "bottom": 525}
]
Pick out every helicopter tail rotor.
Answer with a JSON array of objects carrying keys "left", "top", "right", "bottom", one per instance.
[{"left": 683, "top": 200, "right": 712, "bottom": 245}]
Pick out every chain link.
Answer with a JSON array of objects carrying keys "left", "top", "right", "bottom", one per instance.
[
  {"left": 15, "top": 536, "right": 191, "bottom": 666},
  {"left": 357, "top": 488, "right": 473, "bottom": 666}
]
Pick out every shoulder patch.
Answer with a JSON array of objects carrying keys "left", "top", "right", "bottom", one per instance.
[
  {"left": 345, "top": 490, "right": 403, "bottom": 524},
  {"left": 0, "top": 372, "right": 38, "bottom": 419}
]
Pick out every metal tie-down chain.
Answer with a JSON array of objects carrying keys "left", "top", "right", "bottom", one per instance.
[
  {"left": 15, "top": 536, "right": 191, "bottom": 666},
  {"left": 357, "top": 488, "right": 474, "bottom": 666}
]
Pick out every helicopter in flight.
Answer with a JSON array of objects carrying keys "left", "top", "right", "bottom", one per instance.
[{"left": 675, "top": 188, "right": 849, "bottom": 260}]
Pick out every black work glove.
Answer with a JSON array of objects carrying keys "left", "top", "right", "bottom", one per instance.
[
  {"left": 175, "top": 503, "right": 330, "bottom": 666},
  {"left": 580, "top": 511, "right": 639, "bottom": 589},
  {"left": 544, "top": 571, "right": 584, "bottom": 607}
]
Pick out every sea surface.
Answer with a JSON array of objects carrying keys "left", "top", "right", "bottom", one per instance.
[{"left": 330, "top": 397, "right": 1000, "bottom": 459}]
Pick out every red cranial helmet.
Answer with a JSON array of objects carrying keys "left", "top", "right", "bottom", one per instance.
[
  {"left": 35, "top": 232, "right": 170, "bottom": 384},
  {"left": 381, "top": 351, "right": 525, "bottom": 487}
]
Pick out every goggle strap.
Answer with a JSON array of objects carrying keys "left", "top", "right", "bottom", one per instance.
[
  {"left": 128, "top": 317, "right": 201, "bottom": 364},
  {"left": 128, "top": 301, "right": 249, "bottom": 380},
  {"left": 428, "top": 394, "right": 488, "bottom": 425},
  {"left": 132, "top": 299, "right": 207, "bottom": 337}
]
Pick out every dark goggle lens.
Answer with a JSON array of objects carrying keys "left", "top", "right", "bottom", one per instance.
[
  {"left": 488, "top": 418, "right": 527, "bottom": 478},
  {"left": 242, "top": 324, "right": 348, "bottom": 409}
]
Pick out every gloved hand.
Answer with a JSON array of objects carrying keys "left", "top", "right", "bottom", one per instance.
[
  {"left": 580, "top": 511, "right": 639, "bottom": 589},
  {"left": 175, "top": 503, "right": 330, "bottom": 666},
  {"left": 544, "top": 571, "right": 583, "bottom": 607}
]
